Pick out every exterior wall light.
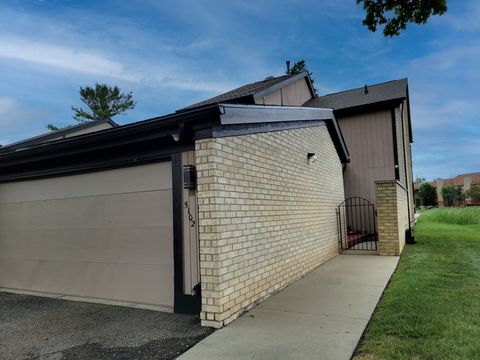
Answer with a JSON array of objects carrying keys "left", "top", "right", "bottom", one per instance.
[
  {"left": 171, "top": 133, "right": 181, "bottom": 142},
  {"left": 307, "top": 153, "right": 318, "bottom": 164}
]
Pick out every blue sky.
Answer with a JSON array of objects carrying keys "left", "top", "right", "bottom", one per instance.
[{"left": 0, "top": 0, "right": 478, "bottom": 180}]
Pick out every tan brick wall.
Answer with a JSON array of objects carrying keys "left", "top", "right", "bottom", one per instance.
[
  {"left": 376, "top": 180, "right": 408, "bottom": 256},
  {"left": 195, "top": 126, "right": 344, "bottom": 328}
]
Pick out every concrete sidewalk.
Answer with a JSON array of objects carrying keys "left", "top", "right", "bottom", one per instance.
[{"left": 178, "top": 255, "right": 399, "bottom": 360}]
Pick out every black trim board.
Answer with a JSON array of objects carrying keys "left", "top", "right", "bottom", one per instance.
[
  {"left": 172, "top": 153, "right": 201, "bottom": 315},
  {"left": 333, "top": 98, "right": 404, "bottom": 118},
  {"left": 0, "top": 103, "right": 351, "bottom": 182},
  {"left": 406, "top": 86, "right": 413, "bottom": 143},
  {"left": 391, "top": 108, "right": 400, "bottom": 181},
  {"left": 0, "top": 137, "right": 194, "bottom": 183}
]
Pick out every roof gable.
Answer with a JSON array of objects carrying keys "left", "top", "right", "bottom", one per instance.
[{"left": 180, "top": 72, "right": 315, "bottom": 111}]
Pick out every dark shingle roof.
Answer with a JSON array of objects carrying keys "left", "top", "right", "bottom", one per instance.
[
  {"left": 0, "top": 118, "right": 117, "bottom": 153},
  {"left": 180, "top": 74, "right": 297, "bottom": 110},
  {"left": 304, "top": 79, "right": 408, "bottom": 110}
]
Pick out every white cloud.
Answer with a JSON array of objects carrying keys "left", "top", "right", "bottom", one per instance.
[
  {"left": 442, "top": 1, "right": 480, "bottom": 31},
  {"left": 0, "top": 97, "right": 52, "bottom": 145},
  {"left": 410, "top": 45, "right": 480, "bottom": 75},
  {"left": 0, "top": 97, "right": 17, "bottom": 116},
  {"left": 0, "top": 36, "right": 140, "bottom": 81},
  {"left": 0, "top": 35, "right": 238, "bottom": 95},
  {"left": 411, "top": 98, "right": 479, "bottom": 130}
]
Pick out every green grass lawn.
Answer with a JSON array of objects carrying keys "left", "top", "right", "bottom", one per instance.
[{"left": 354, "top": 208, "right": 480, "bottom": 360}]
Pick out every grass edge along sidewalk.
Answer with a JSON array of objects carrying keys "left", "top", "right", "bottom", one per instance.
[{"left": 353, "top": 207, "right": 480, "bottom": 360}]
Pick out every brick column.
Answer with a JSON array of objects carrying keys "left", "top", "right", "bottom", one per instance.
[{"left": 376, "top": 180, "right": 408, "bottom": 256}]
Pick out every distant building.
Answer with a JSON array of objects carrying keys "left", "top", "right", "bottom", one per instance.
[{"left": 415, "top": 172, "right": 480, "bottom": 207}]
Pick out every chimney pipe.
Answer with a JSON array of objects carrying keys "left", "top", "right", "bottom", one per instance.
[
  {"left": 364, "top": 85, "right": 368, "bottom": 94},
  {"left": 286, "top": 60, "right": 291, "bottom": 74}
]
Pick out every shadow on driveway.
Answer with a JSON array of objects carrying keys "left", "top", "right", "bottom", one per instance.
[{"left": 0, "top": 292, "right": 213, "bottom": 360}]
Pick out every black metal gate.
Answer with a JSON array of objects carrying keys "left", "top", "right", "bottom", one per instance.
[{"left": 337, "top": 197, "right": 377, "bottom": 251}]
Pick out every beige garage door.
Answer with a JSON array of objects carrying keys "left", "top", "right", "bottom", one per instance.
[{"left": 0, "top": 162, "right": 174, "bottom": 311}]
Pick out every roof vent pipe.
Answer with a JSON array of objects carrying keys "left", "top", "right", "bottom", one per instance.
[
  {"left": 286, "top": 60, "right": 291, "bottom": 74},
  {"left": 364, "top": 85, "right": 368, "bottom": 94}
]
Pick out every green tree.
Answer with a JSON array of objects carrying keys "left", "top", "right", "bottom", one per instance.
[
  {"left": 357, "top": 0, "right": 448, "bottom": 36},
  {"left": 418, "top": 182, "right": 437, "bottom": 206},
  {"left": 46, "top": 124, "right": 60, "bottom": 131},
  {"left": 47, "top": 84, "right": 136, "bottom": 131},
  {"left": 466, "top": 184, "right": 480, "bottom": 204},
  {"left": 441, "top": 185, "right": 464, "bottom": 207},
  {"left": 288, "top": 60, "right": 306, "bottom": 74},
  {"left": 72, "top": 83, "right": 136, "bottom": 122}
]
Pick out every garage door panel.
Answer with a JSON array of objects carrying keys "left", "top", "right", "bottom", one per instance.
[
  {"left": 0, "top": 259, "right": 173, "bottom": 308},
  {"left": 0, "top": 162, "right": 175, "bottom": 310},
  {"left": 0, "top": 191, "right": 173, "bottom": 230},
  {"left": 0, "top": 227, "right": 173, "bottom": 265},
  {"left": 0, "top": 162, "right": 172, "bottom": 204}
]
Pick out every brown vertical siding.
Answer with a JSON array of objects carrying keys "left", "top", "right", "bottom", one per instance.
[
  {"left": 339, "top": 109, "right": 395, "bottom": 204},
  {"left": 260, "top": 78, "right": 312, "bottom": 106}
]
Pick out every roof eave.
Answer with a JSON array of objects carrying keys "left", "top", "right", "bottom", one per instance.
[
  {"left": 0, "top": 118, "right": 119, "bottom": 153},
  {"left": 219, "top": 104, "right": 350, "bottom": 163},
  {"left": 0, "top": 105, "right": 222, "bottom": 175},
  {"left": 332, "top": 98, "right": 405, "bottom": 117}
]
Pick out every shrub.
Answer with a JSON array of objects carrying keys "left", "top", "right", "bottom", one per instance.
[
  {"left": 441, "top": 185, "right": 464, "bottom": 207},
  {"left": 417, "top": 182, "right": 437, "bottom": 206},
  {"left": 466, "top": 184, "right": 480, "bottom": 203}
]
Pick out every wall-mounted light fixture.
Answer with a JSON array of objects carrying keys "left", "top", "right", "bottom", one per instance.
[
  {"left": 183, "top": 165, "right": 196, "bottom": 189},
  {"left": 307, "top": 153, "right": 318, "bottom": 164}
]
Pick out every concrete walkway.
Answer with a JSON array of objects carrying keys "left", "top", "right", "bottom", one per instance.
[{"left": 178, "top": 255, "right": 399, "bottom": 360}]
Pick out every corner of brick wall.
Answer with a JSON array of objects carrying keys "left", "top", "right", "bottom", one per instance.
[
  {"left": 375, "top": 180, "right": 409, "bottom": 256},
  {"left": 195, "top": 126, "right": 344, "bottom": 328}
]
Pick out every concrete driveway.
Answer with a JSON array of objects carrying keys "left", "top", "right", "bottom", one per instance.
[{"left": 0, "top": 292, "right": 213, "bottom": 360}]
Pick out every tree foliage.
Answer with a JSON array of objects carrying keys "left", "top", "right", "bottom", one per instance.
[
  {"left": 288, "top": 60, "right": 307, "bottom": 74},
  {"left": 418, "top": 182, "right": 437, "bottom": 207},
  {"left": 47, "top": 84, "right": 136, "bottom": 131},
  {"left": 46, "top": 124, "right": 60, "bottom": 131},
  {"left": 441, "top": 185, "right": 464, "bottom": 207},
  {"left": 357, "top": 0, "right": 447, "bottom": 36},
  {"left": 72, "top": 83, "right": 136, "bottom": 122},
  {"left": 286, "top": 59, "right": 317, "bottom": 95},
  {"left": 466, "top": 184, "right": 480, "bottom": 203}
]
